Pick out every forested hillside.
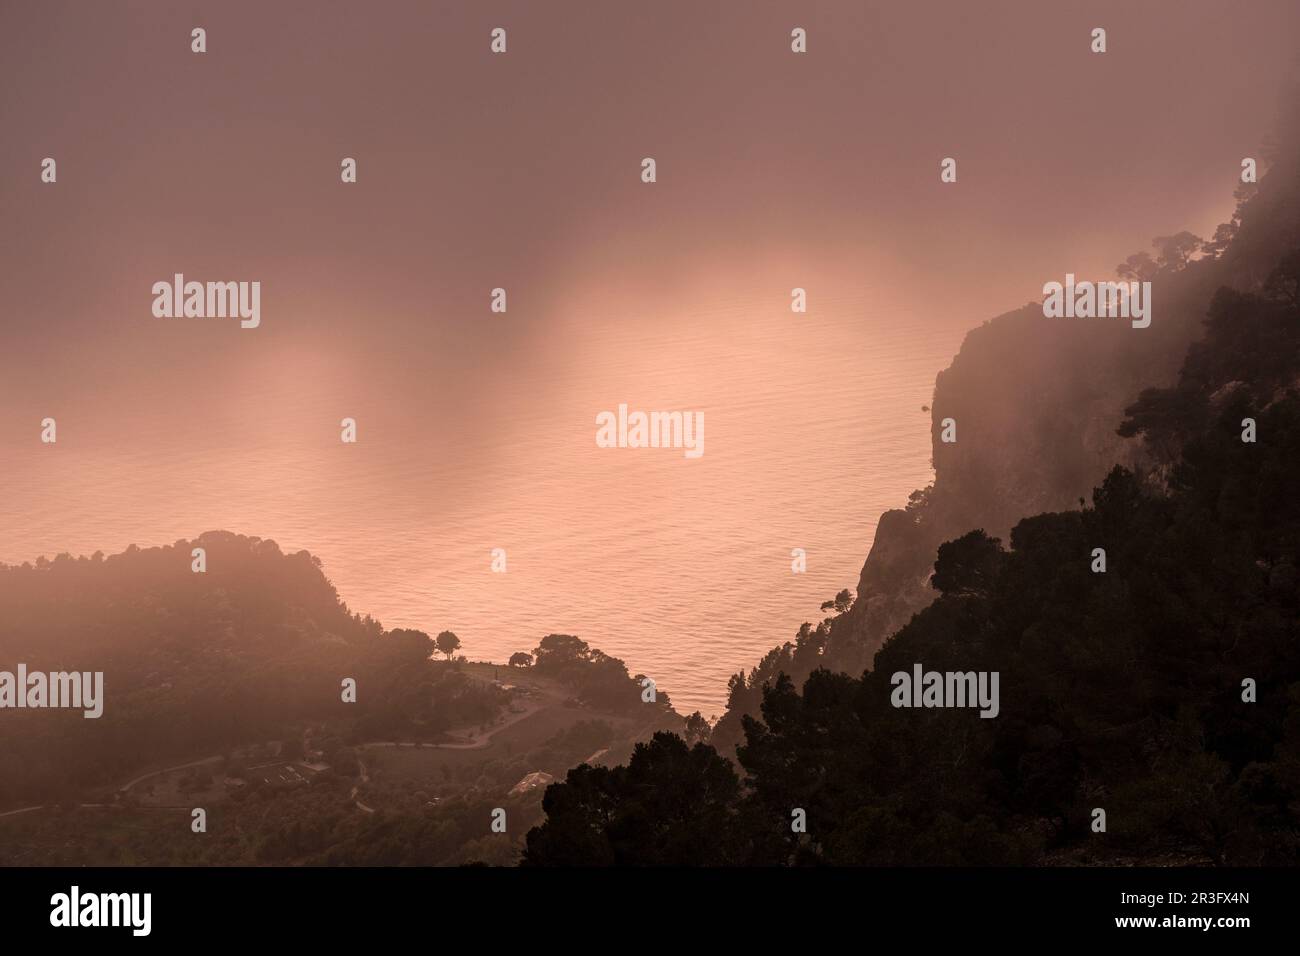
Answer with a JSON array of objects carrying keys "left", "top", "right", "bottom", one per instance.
[
  {"left": 710, "top": 103, "right": 1300, "bottom": 760},
  {"left": 524, "top": 114, "right": 1300, "bottom": 866}
]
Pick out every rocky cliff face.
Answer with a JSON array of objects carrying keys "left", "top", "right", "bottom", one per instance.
[
  {"left": 833, "top": 142, "right": 1300, "bottom": 672},
  {"left": 832, "top": 296, "right": 1193, "bottom": 672},
  {"left": 710, "top": 136, "right": 1300, "bottom": 757}
]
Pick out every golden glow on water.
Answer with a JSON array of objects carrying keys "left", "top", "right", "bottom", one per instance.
[
  {"left": 3, "top": 0, "right": 1286, "bottom": 715},
  {"left": 1, "top": 274, "right": 965, "bottom": 715}
]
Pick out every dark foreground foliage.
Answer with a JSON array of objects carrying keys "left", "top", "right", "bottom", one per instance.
[{"left": 524, "top": 241, "right": 1300, "bottom": 867}]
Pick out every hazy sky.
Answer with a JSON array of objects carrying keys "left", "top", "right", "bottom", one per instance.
[
  {"left": 2, "top": 1, "right": 1297, "bottom": 711},
  {"left": 3, "top": 1, "right": 1297, "bottom": 395}
]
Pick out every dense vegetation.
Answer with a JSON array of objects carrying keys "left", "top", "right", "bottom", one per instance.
[
  {"left": 0, "top": 533, "right": 507, "bottom": 803},
  {"left": 524, "top": 156, "right": 1300, "bottom": 866},
  {"left": 708, "top": 102, "right": 1300, "bottom": 762},
  {"left": 0, "top": 716, "right": 630, "bottom": 866},
  {"left": 530, "top": 632, "right": 674, "bottom": 714},
  {"left": 0, "top": 534, "right": 681, "bottom": 864}
]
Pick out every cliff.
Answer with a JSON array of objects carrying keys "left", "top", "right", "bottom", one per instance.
[{"left": 711, "top": 117, "right": 1300, "bottom": 756}]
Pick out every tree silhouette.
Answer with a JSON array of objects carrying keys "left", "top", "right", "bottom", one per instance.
[
  {"left": 522, "top": 732, "right": 744, "bottom": 865},
  {"left": 435, "top": 630, "right": 462, "bottom": 660}
]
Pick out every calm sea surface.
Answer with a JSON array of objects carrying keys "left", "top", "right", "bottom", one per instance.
[{"left": 2, "top": 294, "right": 966, "bottom": 716}]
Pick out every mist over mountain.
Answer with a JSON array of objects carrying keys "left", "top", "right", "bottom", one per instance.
[
  {"left": 7, "top": 116, "right": 1296, "bottom": 865},
  {"left": 0, "top": 532, "right": 681, "bottom": 864},
  {"left": 709, "top": 96, "right": 1300, "bottom": 762},
  {"left": 516, "top": 99, "right": 1300, "bottom": 866}
]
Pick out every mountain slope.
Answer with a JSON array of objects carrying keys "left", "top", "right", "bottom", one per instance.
[{"left": 711, "top": 110, "right": 1300, "bottom": 758}]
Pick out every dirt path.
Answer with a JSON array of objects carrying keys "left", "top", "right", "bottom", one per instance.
[
  {"left": 359, "top": 698, "right": 546, "bottom": 753},
  {"left": 117, "top": 755, "right": 224, "bottom": 793},
  {"left": 0, "top": 805, "right": 44, "bottom": 819},
  {"left": 350, "top": 758, "right": 374, "bottom": 813},
  {"left": 0, "top": 803, "right": 191, "bottom": 819}
]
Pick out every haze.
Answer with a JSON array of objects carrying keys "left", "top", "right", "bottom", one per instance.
[{"left": 2, "top": 0, "right": 1297, "bottom": 713}]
